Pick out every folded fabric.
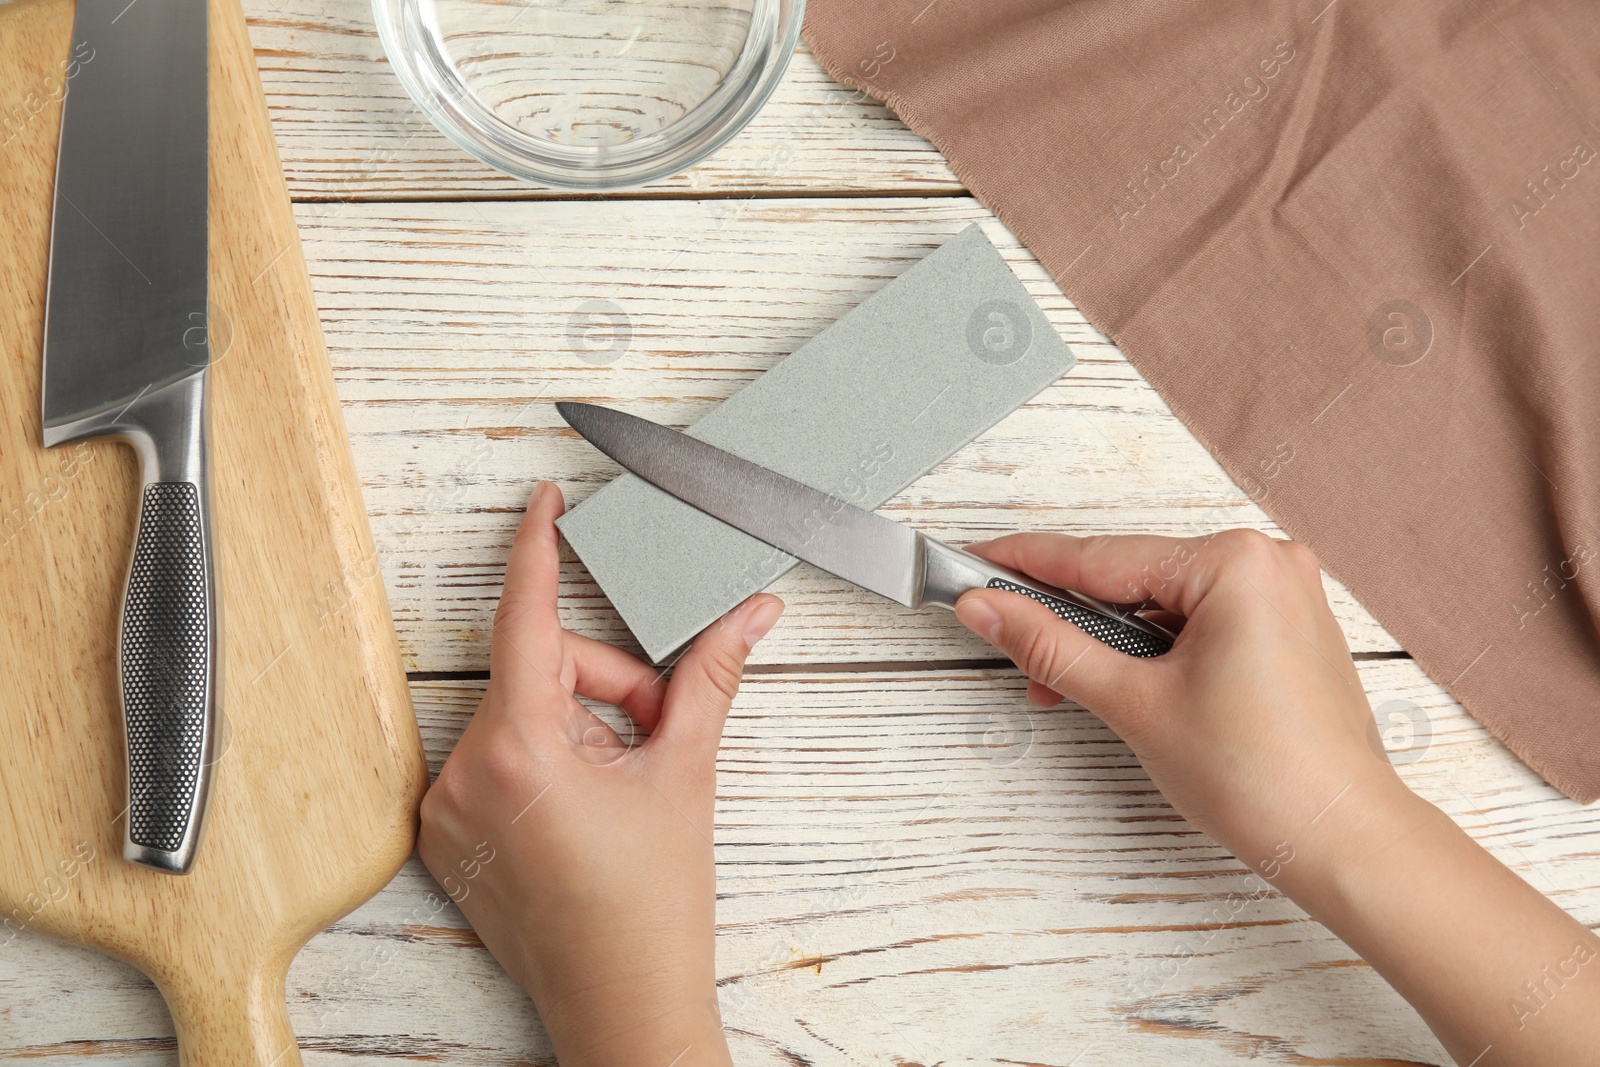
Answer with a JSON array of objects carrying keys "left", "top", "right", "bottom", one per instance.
[
  {"left": 805, "top": 0, "right": 1600, "bottom": 799},
  {"left": 557, "top": 224, "right": 1076, "bottom": 663}
]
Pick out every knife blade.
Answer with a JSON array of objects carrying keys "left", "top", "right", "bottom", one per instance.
[
  {"left": 42, "top": 0, "right": 217, "bottom": 873},
  {"left": 556, "top": 402, "right": 1174, "bottom": 658}
]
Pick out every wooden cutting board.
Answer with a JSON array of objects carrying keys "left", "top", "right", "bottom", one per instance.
[{"left": 0, "top": 0, "right": 428, "bottom": 1061}]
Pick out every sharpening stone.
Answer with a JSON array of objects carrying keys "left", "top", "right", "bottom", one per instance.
[{"left": 554, "top": 223, "right": 1076, "bottom": 663}]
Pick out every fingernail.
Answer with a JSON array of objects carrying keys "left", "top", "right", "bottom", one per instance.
[
  {"left": 955, "top": 597, "right": 1003, "bottom": 644},
  {"left": 531, "top": 481, "right": 549, "bottom": 504},
  {"left": 743, "top": 598, "right": 784, "bottom": 647}
]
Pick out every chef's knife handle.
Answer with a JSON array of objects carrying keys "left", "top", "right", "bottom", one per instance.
[
  {"left": 122, "top": 479, "right": 216, "bottom": 869},
  {"left": 917, "top": 535, "right": 1174, "bottom": 658},
  {"left": 114, "top": 373, "right": 220, "bottom": 874},
  {"left": 44, "top": 374, "right": 220, "bottom": 872},
  {"left": 980, "top": 576, "right": 1172, "bottom": 658}
]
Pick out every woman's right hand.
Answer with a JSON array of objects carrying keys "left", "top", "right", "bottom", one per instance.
[
  {"left": 951, "top": 529, "right": 1600, "bottom": 1067},
  {"left": 952, "top": 528, "right": 1408, "bottom": 878}
]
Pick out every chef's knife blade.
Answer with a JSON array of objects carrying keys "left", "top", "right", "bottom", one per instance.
[
  {"left": 556, "top": 402, "right": 1173, "bottom": 657},
  {"left": 42, "top": 0, "right": 217, "bottom": 873}
]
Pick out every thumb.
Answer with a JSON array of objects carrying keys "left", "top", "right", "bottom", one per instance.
[
  {"left": 955, "top": 587, "right": 1158, "bottom": 718},
  {"left": 656, "top": 594, "right": 785, "bottom": 759}
]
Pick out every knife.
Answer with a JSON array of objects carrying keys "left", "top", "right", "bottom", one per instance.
[
  {"left": 42, "top": 0, "right": 216, "bottom": 873},
  {"left": 556, "top": 402, "right": 1175, "bottom": 657}
]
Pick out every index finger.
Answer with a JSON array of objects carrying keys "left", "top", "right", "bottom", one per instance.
[{"left": 964, "top": 531, "right": 1215, "bottom": 617}]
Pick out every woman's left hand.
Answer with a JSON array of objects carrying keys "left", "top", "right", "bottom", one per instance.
[{"left": 417, "top": 480, "right": 784, "bottom": 1067}]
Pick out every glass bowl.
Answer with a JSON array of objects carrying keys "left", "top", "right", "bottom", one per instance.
[{"left": 373, "top": 0, "right": 804, "bottom": 190}]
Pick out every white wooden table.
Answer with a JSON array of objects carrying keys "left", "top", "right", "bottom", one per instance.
[{"left": 5, "top": 3, "right": 1599, "bottom": 1063}]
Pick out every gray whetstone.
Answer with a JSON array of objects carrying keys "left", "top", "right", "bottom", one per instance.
[{"left": 555, "top": 224, "right": 1076, "bottom": 663}]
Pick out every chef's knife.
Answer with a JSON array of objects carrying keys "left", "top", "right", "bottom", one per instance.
[
  {"left": 556, "top": 402, "right": 1174, "bottom": 657},
  {"left": 42, "top": 0, "right": 216, "bottom": 873}
]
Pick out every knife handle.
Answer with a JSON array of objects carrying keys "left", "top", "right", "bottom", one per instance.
[
  {"left": 917, "top": 536, "right": 1174, "bottom": 658},
  {"left": 117, "top": 373, "right": 220, "bottom": 874}
]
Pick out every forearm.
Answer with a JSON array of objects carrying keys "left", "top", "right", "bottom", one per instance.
[{"left": 1276, "top": 777, "right": 1600, "bottom": 1066}]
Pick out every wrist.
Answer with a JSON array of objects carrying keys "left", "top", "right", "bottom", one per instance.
[
  {"left": 1258, "top": 767, "right": 1442, "bottom": 926},
  {"left": 538, "top": 978, "right": 731, "bottom": 1067}
]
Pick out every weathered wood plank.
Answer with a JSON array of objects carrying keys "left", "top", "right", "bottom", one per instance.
[
  {"left": 292, "top": 197, "right": 1394, "bottom": 674},
  {"left": 244, "top": 0, "right": 960, "bottom": 201},
  {"left": 5, "top": 661, "right": 1593, "bottom": 1064}
]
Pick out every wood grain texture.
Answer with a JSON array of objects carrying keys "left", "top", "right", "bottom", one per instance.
[
  {"left": 244, "top": 0, "right": 960, "bottom": 200},
  {"left": 292, "top": 198, "right": 1394, "bottom": 671},
  {"left": 6, "top": 662, "right": 1596, "bottom": 1065},
  {"left": 0, "top": 0, "right": 425, "bottom": 1062},
  {"left": 5, "top": 0, "right": 1593, "bottom": 1061}
]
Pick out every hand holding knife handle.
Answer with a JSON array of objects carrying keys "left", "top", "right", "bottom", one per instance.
[{"left": 915, "top": 536, "right": 1174, "bottom": 658}]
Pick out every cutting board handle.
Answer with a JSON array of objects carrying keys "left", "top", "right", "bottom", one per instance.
[{"left": 162, "top": 961, "right": 301, "bottom": 1067}]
